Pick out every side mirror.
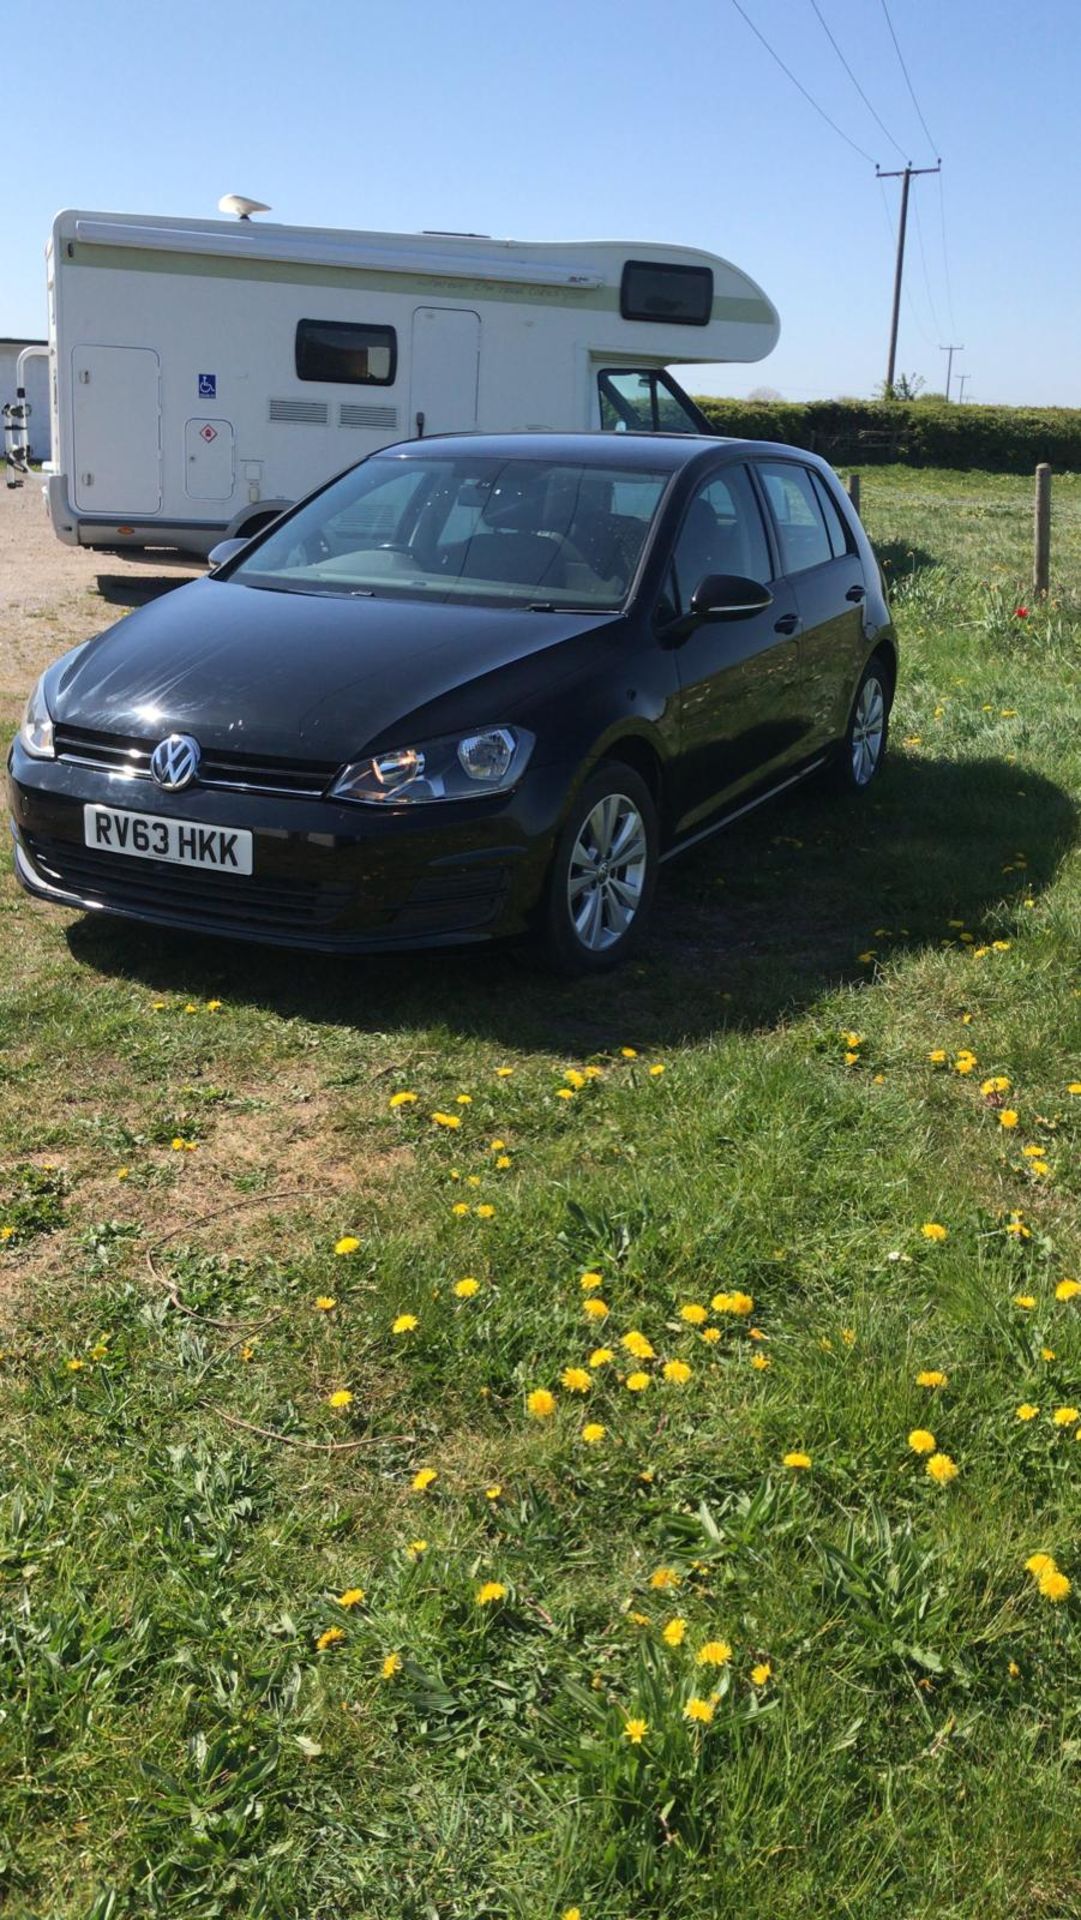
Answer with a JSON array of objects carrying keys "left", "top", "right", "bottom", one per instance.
[
  {"left": 207, "top": 537, "right": 249, "bottom": 571},
  {"left": 689, "top": 573, "right": 773, "bottom": 620}
]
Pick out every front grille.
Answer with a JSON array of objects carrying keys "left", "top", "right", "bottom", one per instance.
[
  {"left": 52, "top": 725, "right": 338, "bottom": 798},
  {"left": 24, "top": 832, "right": 351, "bottom": 933}
]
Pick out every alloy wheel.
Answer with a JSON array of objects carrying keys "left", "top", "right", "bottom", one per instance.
[
  {"left": 566, "top": 791, "right": 648, "bottom": 952},
  {"left": 851, "top": 674, "right": 886, "bottom": 786}
]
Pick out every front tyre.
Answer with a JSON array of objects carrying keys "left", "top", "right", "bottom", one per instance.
[
  {"left": 830, "top": 650, "right": 893, "bottom": 794},
  {"left": 542, "top": 763, "right": 659, "bottom": 975}
]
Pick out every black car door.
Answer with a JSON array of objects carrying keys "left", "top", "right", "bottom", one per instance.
[
  {"left": 752, "top": 460, "right": 868, "bottom": 752},
  {"left": 662, "top": 462, "right": 804, "bottom": 838}
]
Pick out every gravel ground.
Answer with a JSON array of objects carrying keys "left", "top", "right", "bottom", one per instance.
[{"left": 0, "top": 477, "right": 202, "bottom": 728}]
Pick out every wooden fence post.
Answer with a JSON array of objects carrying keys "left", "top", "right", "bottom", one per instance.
[
  {"left": 847, "top": 472, "right": 861, "bottom": 516},
  {"left": 1034, "top": 463, "right": 1051, "bottom": 595}
]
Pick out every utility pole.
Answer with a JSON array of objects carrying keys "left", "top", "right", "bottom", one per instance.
[
  {"left": 878, "top": 162, "right": 941, "bottom": 394},
  {"left": 957, "top": 373, "right": 971, "bottom": 403},
  {"left": 940, "top": 342, "right": 964, "bottom": 402}
]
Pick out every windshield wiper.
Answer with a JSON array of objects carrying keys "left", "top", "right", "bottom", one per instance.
[{"left": 526, "top": 601, "right": 611, "bottom": 613}]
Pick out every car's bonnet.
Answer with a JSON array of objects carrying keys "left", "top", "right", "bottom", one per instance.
[{"left": 50, "top": 577, "right": 617, "bottom": 763}]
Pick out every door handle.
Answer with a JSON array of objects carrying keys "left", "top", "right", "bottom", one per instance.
[
  {"left": 845, "top": 583, "right": 866, "bottom": 602},
  {"left": 774, "top": 612, "right": 799, "bottom": 635}
]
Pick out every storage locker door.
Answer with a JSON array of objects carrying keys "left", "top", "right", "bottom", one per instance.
[
  {"left": 409, "top": 308, "right": 480, "bottom": 439},
  {"left": 72, "top": 346, "right": 162, "bottom": 513}
]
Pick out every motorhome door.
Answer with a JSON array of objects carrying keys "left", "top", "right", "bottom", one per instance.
[
  {"left": 72, "top": 346, "right": 162, "bottom": 513},
  {"left": 410, "top": 308, "right": 480, "bottom": 439}
]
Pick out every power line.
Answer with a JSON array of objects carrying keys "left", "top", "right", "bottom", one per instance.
[
  {"left": 729, "top": 0, "right": 877, "bottom": 164},
  {"left": 911, "top": 192, "right": 943, "bottom": 338},
  {"left": 807, "top": 0, "right": 908, "bottom": 162},
  {"left": 937, "top": 171, "right": 958, "bottom": 336},
  {"left": 879, "top": 0, "right": 940, "bottom": 158}
]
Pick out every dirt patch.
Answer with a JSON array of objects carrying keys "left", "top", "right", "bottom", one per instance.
[{"left": 0, "top": 480, "right": 202, "bottom": 725}]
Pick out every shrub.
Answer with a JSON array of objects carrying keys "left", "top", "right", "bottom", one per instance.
[{"left": 691, "top": 397, "right": 1081, "bottom": 474}]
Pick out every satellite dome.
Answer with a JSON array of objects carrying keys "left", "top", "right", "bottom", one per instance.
[{"left": 218, "top": 194, "right": 271, "bottom": 221}]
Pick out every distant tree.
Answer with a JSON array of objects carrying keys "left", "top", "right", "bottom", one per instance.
[
  {"left": 875, "top": 373, "right": 925, "bottom": 401},
  {"left": 747, "top": 385, "right": 782, "bottom": 402}
]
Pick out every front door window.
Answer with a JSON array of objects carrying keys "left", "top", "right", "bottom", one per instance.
[{"left": 598, "top": 368, "right": 712, "bottom": 435}]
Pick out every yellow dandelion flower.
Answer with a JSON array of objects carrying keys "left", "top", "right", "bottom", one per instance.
[
  {"left": 928, "top": 1049, "right": 948, "bottom": 1064},
  {"left": 580, "top": 1271, "right": 604, "bottom": 1291},
  {"left": 451, "top": 1202, "right": 470, "bottom": 1217},
  {"left": 392, "top": 1313, "right": 418, "bottom": 1335},
  {"left": 1008, "top": 1660, "right": 1020, "bottom": 1678},
  {"left": 327, "top": 1389, "right": 354, "bottom": 1408},
  {"left": 453, "top": 1277, "right": 480, "bottom": 1299},
  {"left": 625, "top": 1371, "right": 650, "bottom": 1393},
  {"left": 561, "top": 1367, "right": 592, "bottom": 1394},
  {"left": 620, "top": 1047, "right": 638, "bottom": 1059},
  {"left": 999, "top": 1109, "right": 1019, "bottom": 1129},
  {"left": 66, "top": 1357, "right": 86, "bottom": 1372},
  {"left": 679, "top": 1303, "right": 708, "bottom": 1325},
  {"left": 1025, "top": 1553, "right": 1056, "bottom": 1577},
  {"left": 389, "top": 1091, "right": 418, "bottom": 1108},
  {"left": 750, "top": 1352, "right": 771, "bottom": 1371},
  {"left": 555, "top": 1088, "right": 576, "bottom": 1101},
  {"left": 485, "top": 1484, "right": 502, "bottom": 1501},
  {"left": 1055, "top": 1279, "right": 1081, "bottom": 1302},
  {"left": 1015, "top": 1404, "right": 1040, "bottom": 1421},
  {"left": 455, "top": 1093, "right": 473, "bottom": 1106},
  {"left": 661, "top": 1617, "right": 687, "bottom": 1646},
  {"left": 334, "top": 1236, "right": 360, "bottom": 1256},
  {"left": 563, "top": 1908, "right": 582, "bottom": 1920},
  {"left": 750, "top": 1661, "right": 772, "bottom": 1687},
  {"left": 316, "top": 1626, "right": 346, "bottom": 1651},
  {"left": 116, "top": 1167, "right": 130, "bottom": 1181},
  {"left": 908, "top": 1429, "right": 936, "bottom": 1454},
  {"left": 584, "top": 1065, "right": 604, "bottom": 1079},
  {"left": 0, "top": 1225, "right": 14, "bottom": 1242},
  {"left": 1042, "top": 1347, "right": 1056, "bottom": 1363},
  {"left": 411, "top": 1467, "right": 438, "bottom": 1492},
  {"left": 475, "top": 1580, "right": 507, "bottom": 1607},
  {"left": 1014, "top": 1295, "right": 1037, "bottom": 1310},
  {"left": 662, "top": 1359, "right": 692, "bottom": 1385},
  {"left": 564, "top": 1069, "right": 587, "bottom": 1090},
  {"left": 583, "top": 1297, "right": 609, "bottom": 1320},
  {"left": 527, "top": 1388, "right": 556, "bottom": 1419},
  {"left": 701, "top": 1326, "right": 722, "bottom": 1344},
  {"left": 712, "top": 1290, "right": 754, "bottom": 1315},
  {"left": 684, "top": 1695, "right": 715, "bottom": 1724},
  {"left": 405, "top": 1539, "right": 428, "bottom": 1559},
  {"left": 916, "top": 1370, "right": 948, "bottom": 1389},
  {"left": 431, "top": 1111, "right": 462, "bottom": 1130},
  {"left": 337, "top": 1587, "right": 365, "bottom": 1608},
  {"left": 588, "top": 1346, "right": 614, "bottom": 1368},
  {"left": 622, "top": 1330, "right": 655, "bottom": 1360},
  {"left": 381, "top": 1651, "right": 403, "bottom": 1678},
  {"left": 622, "top": 1715, "right": 648, "bottom": 1743},
  {"left": 1038, "top": 1568, "right": 1071, "bottom": 1602},
  {"left": 921, "top": 1222, "right": 948, "bottom": 1242},
  {"left": 495, "top": 1065, "right": 514, "bottom": 1077},
  {"left": 648, "top": 1063, "right": 666, "bottom": 1077},
  {"left": 474, "top": 1203, "right": 495, "bottom": 1219},
  {"left": 980, "top": 1076, "right": 1010, "bottom": 1094},
  {"left": 649, "top": 1567, "right": 680, "bottom": 1590},
  {"left": 925, "top": 1452, "right": 958, "bottom": 1485},
  {"left": 494, "top": 1155, "right": 511, "bottom": 1169},
  {"left": 1067, "top": 1081, "right": 1081, "bottom": 1096},
  {"left": 696, "top": 1639, "right": 732, "bottom": 1668},
  {"left": 782, "top": 1450, "right": 811, "bottom": 1469},
  {"left": 581, "top": 1422, "right": 606, "bottom": 1445},
  {"left": 1052, "top": 1407, "right": 1079, "bottom": 1427},
  {"left": 315, "top": 1295, "right": 336, "bottom": 1311}
]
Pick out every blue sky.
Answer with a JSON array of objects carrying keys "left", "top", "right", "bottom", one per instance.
[{"left": 10, "top": 0, "right": 1077, "bottom": 405}]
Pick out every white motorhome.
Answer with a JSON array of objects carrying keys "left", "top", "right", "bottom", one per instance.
[{"left": 27, "top": 206, "right": 779, "bottom": 555}]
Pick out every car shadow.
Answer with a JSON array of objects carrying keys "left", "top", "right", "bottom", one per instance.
[
  {"left": 95, "top": 574, "right": 199, "bottom": 609},
  {"left": 869, "top": 540, "right": 939, "bottom": 581},
  {"left": 64, "top": 753, "right": 1076, "bottom": 1053}
]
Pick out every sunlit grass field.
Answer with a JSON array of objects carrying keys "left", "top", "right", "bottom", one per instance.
[{"left": 1, "top": 467, "right": 1080, "bottom": 1919}]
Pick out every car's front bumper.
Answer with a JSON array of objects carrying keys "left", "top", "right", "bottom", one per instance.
[{"left": 7, "top": 741, "right": 571, "bottom": 953}]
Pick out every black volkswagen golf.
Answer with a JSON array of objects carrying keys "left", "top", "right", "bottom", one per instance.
[{"left": 9, "top": 432, "right": 895, "bottom": 972}]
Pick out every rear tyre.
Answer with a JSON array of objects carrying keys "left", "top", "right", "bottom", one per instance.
[
  {"left": 828, "top": 650, "right": 893, "bottom": 794},
  {"left": 541, "top": 763, "right": 659, "bottom": 975}
]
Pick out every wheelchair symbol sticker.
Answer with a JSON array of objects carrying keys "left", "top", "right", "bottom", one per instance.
[{"left": 198, "top": 373, "right": 217, "bottom": 399}]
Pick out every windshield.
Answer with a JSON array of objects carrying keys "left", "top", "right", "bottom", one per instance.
[{"left": 231, "top": 452, "right": 670, "bottom": 610}]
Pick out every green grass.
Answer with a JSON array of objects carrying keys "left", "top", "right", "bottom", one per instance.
[{"left": 1, "top": 467, "right": 1080, "bottom": 1919}]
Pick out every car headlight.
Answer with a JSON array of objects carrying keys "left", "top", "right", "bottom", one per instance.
[
  {"left": 330, "top": 725, "right": 534, "bottom": 805},
  {"left": 19, "top": 675, "right": 55, "bottom": 759}
]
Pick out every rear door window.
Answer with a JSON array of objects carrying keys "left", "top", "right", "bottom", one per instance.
[{"left": 755, "top": 461, "right": 834, "bottom": 575}]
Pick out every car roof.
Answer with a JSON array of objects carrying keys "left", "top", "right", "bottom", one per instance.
[{"left": 376, "top": 430, "right": 778, "bottom": 474}]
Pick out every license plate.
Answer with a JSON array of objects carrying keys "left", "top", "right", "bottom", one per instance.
[{"left": 83, "top": 804, "right": 253, "bottom": 875}]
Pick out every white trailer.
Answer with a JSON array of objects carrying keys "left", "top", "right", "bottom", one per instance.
[{"left": 26, "top": 205, "right": 779, "bottom": 555}]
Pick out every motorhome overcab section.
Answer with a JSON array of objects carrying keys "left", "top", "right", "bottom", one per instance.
[{"left": 32, "top": 209, "right": 779, "bottom": 554}]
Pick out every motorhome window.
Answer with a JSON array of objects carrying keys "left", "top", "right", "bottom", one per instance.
[
  {"left": 295, "top": 320, "right": 397, "bottom": 386},
  {"left": 598, "top": 368, "right": 711, "bottom": 435},
  {"left": 620, "top": 261, "right": 713, "bottom": 326}
]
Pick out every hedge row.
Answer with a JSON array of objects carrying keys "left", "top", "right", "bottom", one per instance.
[{"left": 690, "top": 397, "right": 1081, "bottom": 474}]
